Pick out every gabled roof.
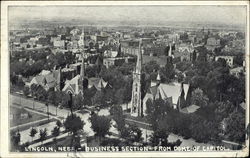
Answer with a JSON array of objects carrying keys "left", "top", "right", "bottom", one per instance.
[
  {"left": 28, "top": 69, "right": 60, "bottom": 90},
  {"left": 88, "top": 77, "right": 108, "bottom": 91},
  {"left": 148, "top": 82, "right": 189, "bottom": 105},
  {"left": 62, "top": 75, "right": 108, "bottom": 95}
]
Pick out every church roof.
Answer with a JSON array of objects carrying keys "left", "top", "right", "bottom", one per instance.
[
  {"left": 88, "top": 77, "right": 108, "bottom": 91},
  {"left": 62, "top": 75, "right": 81, "bottom": 94},
  {"left": 63, "top": 75, "right": 108, "bottom": 95},
  {"left": 148, "top": 82, "right": 189, "bottom": 105}
]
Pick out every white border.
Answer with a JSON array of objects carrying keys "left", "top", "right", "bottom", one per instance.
[{"left": 1, "top": 1, "right": 249, "bottom": 157}]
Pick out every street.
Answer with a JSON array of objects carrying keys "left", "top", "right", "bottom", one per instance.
[{"left": 10, "top": 94, "right": 212, "bottom": 148}]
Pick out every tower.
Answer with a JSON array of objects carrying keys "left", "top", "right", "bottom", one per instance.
[
  {"left": 56, "top": 67, "right": 62, "bottom": 91},
  {"left": 156, "top": 71, "right": 161, "bottom": 85},
  {"left": 131, "top": 39, "right": 142, "bottom": 117},
  {"left": 80, "top": 53, "right": 85, "bottom": 78},
  {"left": 79, "top": 28, "right": 85, "bottom": 48}
]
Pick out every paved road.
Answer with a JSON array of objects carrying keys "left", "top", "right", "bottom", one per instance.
[
  {"left": 11, "top": 94, "right": 212, "bottom": 148},
  {"left": 10, "top": 94, "right": 118, "bottom": 138}
]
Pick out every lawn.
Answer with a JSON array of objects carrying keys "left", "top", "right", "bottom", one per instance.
[{"left": 10, "top": 106, "right": 47, "bottom": 127}]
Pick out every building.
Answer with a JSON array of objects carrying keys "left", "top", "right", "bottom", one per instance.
[
  {"left": 62, "top": 53, "right": 86, "bottom": 95},
  {"left": 63, "top": 53, "right": 108, "bottom": 95},
  {"left": 27, "top": 68, "right": 62, "bottom": 91},
  {"left": 143, "top": 80, "right": 190, "bottom": 115},
  {"left": 53, "top": 40, "right": 65, "bottom": 49},
  {"left": 215, "top": 56, "right": 234, "bottom": 67},
  {"left": 130, "top": 39, "right": 143, "bottom": 117},
  {"left": 174, "top": 43, "right": 194, "bottom": 61},
  {"left": 103, "top": 56, "right": 135, "bottom": 69},
  {"left": 206, "top": 37, "right": 220, "bottom": 51},
  {"left": 120, "top": 39, "right": 140, "bottom": 56}
]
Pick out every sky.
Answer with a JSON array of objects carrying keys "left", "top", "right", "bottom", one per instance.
[{"left": 9, "top": 5, "right": 247, "bottom": 26}]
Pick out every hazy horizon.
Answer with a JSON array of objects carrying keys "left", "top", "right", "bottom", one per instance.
[{"left": 9, "top": 5, "right": 247, "bottom": 27}]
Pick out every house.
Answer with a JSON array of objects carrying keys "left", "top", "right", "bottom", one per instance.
[
  {"left": 103, "top": 58, "right": 125, "bottom": 68},
  {"left": 215, "top": 56, "right": 234, "bottom": 67},
  {"left": 27, "top": 69, "right": 61, "bottom": 91}
]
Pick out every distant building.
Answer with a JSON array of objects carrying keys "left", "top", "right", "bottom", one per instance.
[
  {"left": 120, "top": 39, "right": 140, "bottom": 56},
  {"left": 215, "top": 56, "right": 234, "bottom": 67},
  {"left": 103, "top": 57, "right": 135, "bottom": 69},
  {"left": 206, "top": 37, "right": 220, "bottom": 51},
  {"left": 174, "top": 43, "right": 194, "bottom": 61},
  {"left": 53, "top": 40, "right": 65, "bottom": 49}
]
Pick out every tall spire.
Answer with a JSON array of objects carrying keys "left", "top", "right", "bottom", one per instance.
[
  {"left": 168, "top": 43, "right": 172, "bottom": 56},
  {"left": 156, "top": 72, "right": 161, "bottom": 81},
  {"left": 136, "top": 38, "right": 143, "bottom": 74},
  {"left": 57, "top": 67, "right": 62, "bottom": 91},
  {"left": 131, "top": 38, "right": 143, "bottom": 117},
  {"left": 80, "top": 53, "right": 85, "bottom": 78}
]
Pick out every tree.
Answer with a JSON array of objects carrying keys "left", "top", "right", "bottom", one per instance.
[
  {"left": 129, "top": 125, "right": 143, "bottom": 143},
  {"left": 224, "top": 110, "right": 245, "bottom": 143},
  {"left": 39, "top": 128, "right": 48, "bottom": 144},
  {"left": 23, "top": 86, "right": 30, "bottom": 97},
  {"left": 29, "top": 127, "right": 37, "bottom": 142},
  {"left": 189, "top": 115, "right": 218, "bottom": 143},
  {"left": 10, "top": 130, "right": 21, "bottom": 151},
  {"left": 47, "top": 90, "right": 56, "bottom": 105},
  {"left": 56, "top": 120, "right": 62, "bottom": 129},
  {"left": 191, "top": 88, "right": 209, "bottom": 107},
  {"left": 92, "top": 90, "right": 105, "bottom": 106},
  {"left": 90, "top": 114, "right": 111, "bottom": 139},
  {"left": 150, "top": 129, "right": 169, "bottom": 146},
  {"left": 51, "top": 126, "right": 60, "bottom": 137},
  {"left": 110, "top": 105, "right": 125, "bottom": 133},
  {"left": 64, "top": 114, "right": 84, "bottom": 135},
  {"left": 142, "top": 60, "right": 160, "bottom": 74},
  {"left": 113, "top": 88, "right": 125, "bottom": 104},
  {"left": 146, "top": 99, "right": 170, "bottom": 130},
  {"left": 214, "top": 101, "right": 235, "bottom": 121},
  {"left": 73, "top": 94, "right": 84, "bottom": 110}
]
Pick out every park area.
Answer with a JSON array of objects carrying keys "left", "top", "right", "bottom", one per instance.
[{"left": 10, "top": 106, "right": 47, "bottom": 127}]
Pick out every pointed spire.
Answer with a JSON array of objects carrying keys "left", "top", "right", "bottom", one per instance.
[
  {"left": 80, "top": 53, "right": 85, "bottom": 78},
  {"left": 136, "top": 38, "right": 143, "bottom": 74},
  {"left": 168, "top": 43, "right": 172, "bottom": 56},
  {"left": 156, "top": 72, "right": 161, "bottom": 81},
  {"left": 57, "top": 67, "right": 61, "bottom": 91}
]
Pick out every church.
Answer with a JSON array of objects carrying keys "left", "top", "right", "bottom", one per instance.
[
  {"left": 62, "top": 29, "right": 108, "bottom": 96},
  {"left": 130, "top": 39, "right": 191, "bottom": 117}
]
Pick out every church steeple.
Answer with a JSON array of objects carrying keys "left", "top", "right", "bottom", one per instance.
[
  {"left": 56, "top": 67, "right": 62, "bottom": 91},
  {"left": 80, "top": 53, "right": 85, "bottom": 78},
  {"left": 131, "top": 38, "right": 143, "bottom": 117},
  {"left": 136, "top": 39, "right": 142, "bottom": 74},
  {"left": 156, "top": 71, "right": 161, "bottom": 85}
]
